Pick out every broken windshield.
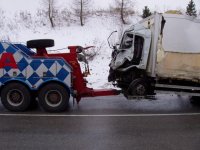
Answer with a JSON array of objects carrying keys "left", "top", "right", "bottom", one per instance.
[{"left": 120, "top": 32, "right": 133, "bottom": 49}]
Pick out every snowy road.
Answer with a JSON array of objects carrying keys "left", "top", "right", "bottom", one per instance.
[{"left": 0, "top": 95, "right": 200, "bottom": 150}]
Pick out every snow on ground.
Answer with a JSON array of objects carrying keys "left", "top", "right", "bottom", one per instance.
[{"left": 1, "top": 15, "right": 139, "bottom": 89}]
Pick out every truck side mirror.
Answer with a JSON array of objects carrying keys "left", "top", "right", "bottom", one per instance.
[{"left": 108, "top": 31, "right": 118, "bottom": 49}]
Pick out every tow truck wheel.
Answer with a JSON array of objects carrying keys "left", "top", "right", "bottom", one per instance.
[
  {"left": 38, "top": 83, "right": 69, "bottom": 112},
  {"left": 128, "top": 78, "right": 147, "bottom": 96},
  {"left": 1, "top": 83, "right": 31, "bottom": 112}
]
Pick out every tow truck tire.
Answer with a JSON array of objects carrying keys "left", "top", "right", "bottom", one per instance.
[
  {"left": 1, "top": 83, "right": 31, "bottom": 112},
  {"left": 27, "top": 39, "right": 54, "bottom": 49},
  {"left": 128, "top": 78, "right": 148, "bottom": 96},
  {"left": 38, "top": 83, "right": 69, "bottom": 112}
]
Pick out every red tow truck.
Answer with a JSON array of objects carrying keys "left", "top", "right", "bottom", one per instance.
[{"left": 0, "top": 39, "right": 120, "bottom": 112}]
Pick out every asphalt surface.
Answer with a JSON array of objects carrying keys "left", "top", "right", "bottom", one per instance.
[{"left": 0, "top": 94, "right": 200, "bottom": 150}]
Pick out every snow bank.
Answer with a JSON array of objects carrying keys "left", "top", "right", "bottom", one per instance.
[{"left": 0, "top": 14, "right": 139, "bottom": 89}]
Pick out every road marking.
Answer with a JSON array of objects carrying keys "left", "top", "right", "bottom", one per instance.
[{"left": 0, "top": 113, "right": 200, "bottom": 117}]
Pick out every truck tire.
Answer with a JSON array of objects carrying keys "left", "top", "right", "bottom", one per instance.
[
  {"left": 27, "top": 39, "right": 54, "bottom": 49},
  {"left": 38, "top": 83, "right": 70, "bottom": 112},
  {"left": 1, "top": 83, "right": 31, "bottom": 112},
  {"left": 128, "top": 78, "right": 148, "bottom": 96}
]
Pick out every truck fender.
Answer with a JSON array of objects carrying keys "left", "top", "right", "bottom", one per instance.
[
  {"left": 0, "top": 79, "right": 31, "bottom": 91},
  {"left": 37, "top": 80, "right": 71, "bottom": 96}
]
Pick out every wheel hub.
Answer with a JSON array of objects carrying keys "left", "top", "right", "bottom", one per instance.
[
  {"left": 7, "top": 89, "right": 24, "bottom": 106},
  {"left": 45, "top": 90, "right": 62, "bottom": 107},
  {"left": 136, "top": 84, "right": 146, "bottom": 95}
]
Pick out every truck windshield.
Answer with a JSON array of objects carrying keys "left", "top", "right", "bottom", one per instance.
[{"left": 120, "top": 32, "right": 133, "bottom": 49}]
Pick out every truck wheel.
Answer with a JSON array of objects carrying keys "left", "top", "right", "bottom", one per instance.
[
  {"left": 128, "top": 78, "right": 147, "bottom": 96},
  {"left": 38, "top": 83, "right": 69, "bottom": 112},
  {"left": 27, "top": 39, "right": 54, "bottom": 49},
  {"left": 1, "top": 83, "right": 31, "bottom": 112}
]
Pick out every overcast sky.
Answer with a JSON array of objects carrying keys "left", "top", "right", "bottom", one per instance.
[{"left": 0, "top": 0, "right": 200, "bottom": 14}]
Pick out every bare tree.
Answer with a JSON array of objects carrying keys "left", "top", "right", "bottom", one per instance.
[
  {"left": 41, "top": 0, "right": 57, "bottom": 28},
  {"left": 111, "top": 0, "right": 135, "bottom": 24},
  {"left": 72, "top": 0, "right": 91, "bottom": 26}
]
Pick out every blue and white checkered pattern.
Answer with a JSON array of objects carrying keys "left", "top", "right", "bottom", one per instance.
[{"left": 0, "top": 42, "right": 72, "bottom": 90}]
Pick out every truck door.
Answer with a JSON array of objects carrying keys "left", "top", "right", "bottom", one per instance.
[{"left": 132, "top": 35, "right": 144, "bottom": 65}]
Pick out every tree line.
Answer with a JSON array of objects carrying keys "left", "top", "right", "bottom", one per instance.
[
  {"left": 142, "top": 0, "right": 198, "bottom": 18},
  {"left": 43, "top": 0, "right": 135, "bottom": 27},
  {"left": 44, "top": 0, "right": 200, "bottom": 27},
  {"left": 0, "top": 0, "right": 199, "bottom": 29}
]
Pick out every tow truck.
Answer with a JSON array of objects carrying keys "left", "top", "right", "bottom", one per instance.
[{"left": 0, "top": 39, "right": 120, "bottom": 112}]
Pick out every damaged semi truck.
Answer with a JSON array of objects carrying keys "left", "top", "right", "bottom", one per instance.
[{"left": 108, "top": 13, "right": 200, "bottom": 99}]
